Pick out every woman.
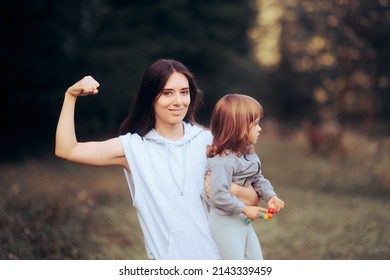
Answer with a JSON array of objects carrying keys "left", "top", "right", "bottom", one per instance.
[{"left": 55, "top": 58, "right": 258, "bottom": 259}]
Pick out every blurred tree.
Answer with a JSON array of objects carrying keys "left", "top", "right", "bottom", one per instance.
[
  {"left": 79, "top": 0, "right": 261, "bottom": 126},
  {"left": 250, "top": 0, "right": 390, "bottom": 134},
  {"left": 0, "top": 0, "right": 261, "bottom": 159},
  {"left": 4, "top": 0, "right": 388, "bottom": 160}
]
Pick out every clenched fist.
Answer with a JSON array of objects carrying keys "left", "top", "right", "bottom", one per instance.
[{"left": 67, "top": 76, "right": 100, "bottom": 97}]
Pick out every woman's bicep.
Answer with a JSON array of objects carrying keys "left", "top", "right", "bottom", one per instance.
[{"left": 66, "top": 137, "right": 127, "bottom": 168}]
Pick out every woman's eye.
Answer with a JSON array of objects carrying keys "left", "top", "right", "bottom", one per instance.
[
  {"left": 181, "top": 90, "right": 189, "bottom": 95},
  {"left": 162, "top": 91, "right": 173, "bottom": 96}
]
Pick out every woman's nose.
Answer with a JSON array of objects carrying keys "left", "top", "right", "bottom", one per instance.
[{"left": 173, "top": 92, "right": 183, "bottom": 104}]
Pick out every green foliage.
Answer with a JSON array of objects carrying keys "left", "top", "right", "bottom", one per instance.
[
  {"left": 0, "top": 0, "right": 260, "bottom": 159},
  {"left": 263, "top": 0, "right": 390, "bottom": 132},
  {"left": 1, "top": 0, "right": 389, "bottom": 159}
]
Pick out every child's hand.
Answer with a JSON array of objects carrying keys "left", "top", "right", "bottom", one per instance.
[
  {"left": 242, "top": 206, "right": 268, "bottom": 220},
  {"left": 268, "top": 196, "right": 285, "bottom": 213}
]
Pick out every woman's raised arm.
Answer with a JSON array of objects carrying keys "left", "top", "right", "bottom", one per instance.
[{"left": 55, "top": 76, "right": 127, "bottom": 168}]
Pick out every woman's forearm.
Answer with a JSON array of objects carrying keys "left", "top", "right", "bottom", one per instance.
[{"left": 231, "top": 183, "right": 260, "bottom": 206}]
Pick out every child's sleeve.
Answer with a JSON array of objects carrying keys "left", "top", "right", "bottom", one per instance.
[
  {"left": 252, "top": 159, "right": 277, "bottom": 202},
  {"left": 209, "top": 157, "right": 245, "bottom": 215}
]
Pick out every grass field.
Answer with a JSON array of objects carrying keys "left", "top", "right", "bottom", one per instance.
[{"left": 1, "top": 128, "right": 390, "bottom": 260}]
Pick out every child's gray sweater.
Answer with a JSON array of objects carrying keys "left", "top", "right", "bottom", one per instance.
[{"left": 207, "top": 152, "right": 277, "bottom": 216}]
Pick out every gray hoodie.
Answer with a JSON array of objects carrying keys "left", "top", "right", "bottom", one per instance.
[{"left": 119, "top": 122, "right": 221, "bottom": 260}]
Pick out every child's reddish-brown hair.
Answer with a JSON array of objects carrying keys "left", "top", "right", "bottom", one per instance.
[{"left": 207, "top": 94, "right": 264, "bottom": 158}]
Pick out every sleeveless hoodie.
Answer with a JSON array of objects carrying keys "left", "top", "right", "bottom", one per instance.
[{"left": 119, "top": 122, "right": 221, "bottom": 260}]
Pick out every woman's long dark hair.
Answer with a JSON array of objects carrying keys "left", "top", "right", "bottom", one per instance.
[{"left": 119, "top": 58, "right": 203, "bottom": 136}]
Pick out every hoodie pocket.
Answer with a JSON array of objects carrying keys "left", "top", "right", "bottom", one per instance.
[{"left": 165, "top": 230, "right": 221, "bottom": 260}]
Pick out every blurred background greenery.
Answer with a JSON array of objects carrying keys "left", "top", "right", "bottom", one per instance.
[
  {"left": 1, "top": 0, "right": 389, "bottom": 259},
  {"left": 1, "top": 0, "right": 389, "bottom": 159}
]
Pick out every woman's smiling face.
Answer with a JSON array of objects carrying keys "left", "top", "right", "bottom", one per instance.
[{"left": 153, "top": 71, "right": 191, "bottom": 128}]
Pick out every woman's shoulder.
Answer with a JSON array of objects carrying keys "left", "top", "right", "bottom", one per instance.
[
  {"left": 118, "top": 132, "right": 144, "bottom": 147},
  {"left": 186, "top": 123, "right": 212, "bottom": 143},
  {"left": 186, "top": 122, "right": 210, "bottom": 134},
  {"left": 119, "top": 132, "right": 142, "bottom": 139}
]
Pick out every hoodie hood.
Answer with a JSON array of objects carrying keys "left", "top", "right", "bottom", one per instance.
[
  {"left": 143, "top": 122, "right": 205, "bottom": 195},
  {"left": 143, "top": 122, "right": 204, "bottom": 145}
]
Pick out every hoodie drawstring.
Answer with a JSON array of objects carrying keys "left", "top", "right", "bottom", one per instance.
[{"left": 165, "top": 142, "right": 187, "bottom": 196}]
